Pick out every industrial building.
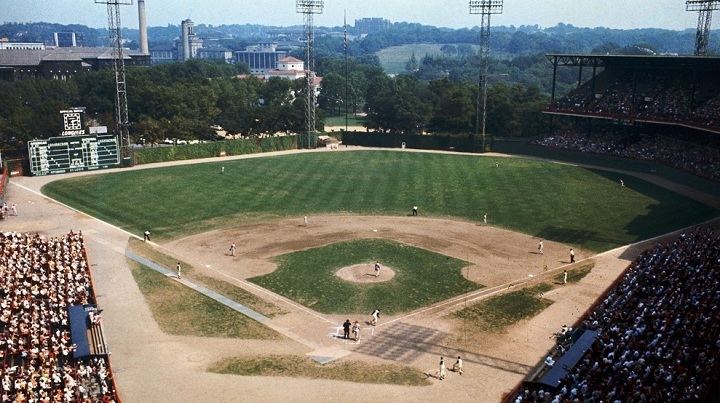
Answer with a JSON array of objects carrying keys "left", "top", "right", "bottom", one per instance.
[
  {"left": 0, "top": 40, "right": 45, "bottom": 50},
  {"left": 0, "top": 47, "right": 150, "bottom": 81}
]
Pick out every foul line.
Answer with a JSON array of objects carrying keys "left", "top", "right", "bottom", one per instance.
[
  {"left": 379, "top": 215, "right": 720, "bottom": 327},
  {"left": 11, "top": 181, "right": 144, "bottom": 242}
]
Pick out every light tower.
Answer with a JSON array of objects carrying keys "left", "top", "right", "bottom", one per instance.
[
  {"left": 469, "top": 0, "right": 503, "bottom": 152},
  {"left": 296, "top": 0, "right": 324, "bottom": 148},
  {"left": 687, "top": 0, "right": 720, "bottom": 55},
  {"left": 95, "top": 0, "right": 133, "bottom": 162}
]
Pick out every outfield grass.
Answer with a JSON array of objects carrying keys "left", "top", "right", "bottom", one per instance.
[
  {"left": 250, "top": 239, "right": 477, "bottom": 314},
  {"left": 454, "top": 283, "right": 554, "bottom": 333},
  {"left": 493, "top": 140, "right": 720, "bottom": 198},
  {"left": 42, "top": 151, "right": 718, "bottom": 251},
  {"left": 208, "top": 355, "right": 431, "bottom": 386},
  {"left": 129, "top": 261, "right": 281, "bottom": 339}
]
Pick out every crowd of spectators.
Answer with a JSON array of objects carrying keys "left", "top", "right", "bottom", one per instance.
[
  {"left": 513, "top": 229, "right": 720, "bottom": 402},
  {"left": 534, "top": 131, "right": 720, "bottom": 182},
  {"left": 0, "top": 232, "right": 118, "bottom": 402},
  {"left": 549, "top": 70, "right": 720, "bottom": 132}
]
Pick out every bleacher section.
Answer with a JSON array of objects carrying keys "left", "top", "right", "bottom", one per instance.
[
  {"left": 546, "top": 54, "right": 720, "bottom": 133},
  {"left": 0, "top": 232, "right": 119, "bottom": 402},
  {"left": 511, "top": 229, "right": 720, "bottom": 402}
]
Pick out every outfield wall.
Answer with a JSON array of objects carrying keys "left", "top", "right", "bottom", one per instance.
[
  {"left": 339, "top": 132, "right": 484, "bottom": 153},
  {"left": 132, "top": 136, "right": 298, "bottom": 165}
]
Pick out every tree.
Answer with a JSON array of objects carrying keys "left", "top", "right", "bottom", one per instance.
[
  {"left": 440, "top": 44, "right": 458, "bottom": 57},
  {"left": 405, "top": 52, "right": 419, "bottom": 73}
]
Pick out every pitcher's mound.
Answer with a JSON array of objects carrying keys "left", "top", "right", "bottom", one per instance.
[{"left": 335, "top": 263, "right": 396, "bottom": 283}]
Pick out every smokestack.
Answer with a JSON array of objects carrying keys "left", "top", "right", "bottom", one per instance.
[
  {"left": 181, "top": 19, "right": 191, "bottom": 61},
  {"left": 138, "top": 0, "right": 149, "bottom": 54}
]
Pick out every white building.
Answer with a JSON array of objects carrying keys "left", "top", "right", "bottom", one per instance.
[
  {"left": 264, "top": 56, "right": 307, "bottom": 80},
  {"left": 263, "top": 56, "right": 322, "bottom": 98},
  {"left": 0, "top": 41, "right": 46, "bottom": 50}
]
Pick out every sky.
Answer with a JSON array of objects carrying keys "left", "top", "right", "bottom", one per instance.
[{"left": 2, "top": 0, "right": 702, "bottom": 31}]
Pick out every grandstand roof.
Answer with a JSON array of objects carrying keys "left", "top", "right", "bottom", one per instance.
[
  {"left": 0, "top": 47, "right": 145, "bottom": 66},
  {"left": 546, "top": 53, "right": 720, "bottom": 70}
]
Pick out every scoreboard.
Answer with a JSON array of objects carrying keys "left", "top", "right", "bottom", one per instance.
[{"left": 28, "top": 135, "right": 121, "bottom": 176}]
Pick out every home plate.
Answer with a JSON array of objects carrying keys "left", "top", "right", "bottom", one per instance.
[
  {"left": 373, "top": 229, "right": 378, "bottom": 232},
  {"left": 307, "top": 347, "right": 350, "bottom": 365}
]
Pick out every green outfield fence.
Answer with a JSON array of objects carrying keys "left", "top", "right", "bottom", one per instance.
[
  {"left": 339, "top": 132, "right": 486, "bottom": 152},
  {"left": 132, "top": 136, "right": 298, "bottom": 165}
]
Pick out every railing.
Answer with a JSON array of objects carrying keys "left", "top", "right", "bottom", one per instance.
[
  {"left": 546, "top": 107, "right": 720, "bottom": 134},
  {"left": 81, "top": 234, "right": 122, "bottom": 403}
]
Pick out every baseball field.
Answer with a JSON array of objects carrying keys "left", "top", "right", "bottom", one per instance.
[
  {"left": 42, "top": 150, "right": 716, "bottom": 251},
  {"left": 17, "top": 147, "right": 718, "bottom": 401}
]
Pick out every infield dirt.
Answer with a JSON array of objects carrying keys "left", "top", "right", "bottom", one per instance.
[{"left": 164, "top": 215, "right": 581, "bottom": 292}]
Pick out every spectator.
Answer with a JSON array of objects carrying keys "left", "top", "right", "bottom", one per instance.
[
  {"left": 514, "top": 229, "right": 720, "bottom": 402},
  {"left": 0, "top": 232, "right": 119, "bottom": 402}
]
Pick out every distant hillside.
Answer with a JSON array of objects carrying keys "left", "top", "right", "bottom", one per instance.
[{"left": 1, "top": 21, "right": 717, "bottom": 58}]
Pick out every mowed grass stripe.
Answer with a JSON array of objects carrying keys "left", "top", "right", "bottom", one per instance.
[{"left": 42, "top": 151, "right": 718, "bottom": 251}]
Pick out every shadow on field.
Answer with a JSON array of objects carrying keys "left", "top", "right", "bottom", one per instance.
[
  {"left": 535, "top": 226, "right": 614, "bottom": 248},
  {"left": 356, "top": 322, "right": 531, "bottom": 375},
  {"left": 592, "top": 170, "right": 719, "bottom": 245}
]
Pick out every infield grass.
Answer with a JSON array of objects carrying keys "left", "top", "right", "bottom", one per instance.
[
  {"left": 250, "top": 239, "right": 477, "bottom": 315},
  {"left": 454, "top": 283, "right": 554, "bottom": 333},
  {"left": 208, "top": 355, "right": 431, "bottom": 386},
  {"left": 43, "top": 150, "right": 718, "bottom": 251},
  {"left": 129, "top": 261, "right": 281, "bottom": 339},
  {"left": 128, "top": 238, "right": 286, "bottom": 317},
  {"left": 554, "top": 262, "right": 595, "bottom": 284}
]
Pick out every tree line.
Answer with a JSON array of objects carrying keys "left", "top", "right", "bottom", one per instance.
[{"left": 0, "top": 58, "right": 548, "bottom": 152}]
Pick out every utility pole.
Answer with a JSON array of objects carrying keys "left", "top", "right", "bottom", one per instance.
[
  {"left": 469, "top": 0, "right": 503, "bottom": 152},
  {"left": 95, "top": 0, "right": 133, "bottom": 163}
]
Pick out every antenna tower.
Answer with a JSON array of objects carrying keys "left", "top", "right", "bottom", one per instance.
[
  {"left": 469, "top": 0, "right": 503, "bottom": 152},
  {"left": 95, "top": 0, "right": 133, "bottom": 161},
  {"left": 296, "top": 1, "right": 324, "bottom": 148}
]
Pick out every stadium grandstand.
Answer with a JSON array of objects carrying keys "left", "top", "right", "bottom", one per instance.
[
  {"left": 510, "top": 229, "right": 720, "bottom": 402},
  {"left": 0, "top": 232, "right": 119, "bottom": 402},
  {"left": 536, "top": 54, "right": 720, "bottom": 183}
]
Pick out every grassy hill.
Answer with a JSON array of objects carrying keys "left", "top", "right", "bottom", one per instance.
[{"left": 376, "top": 43, "right": 480, "bottom": 75}]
